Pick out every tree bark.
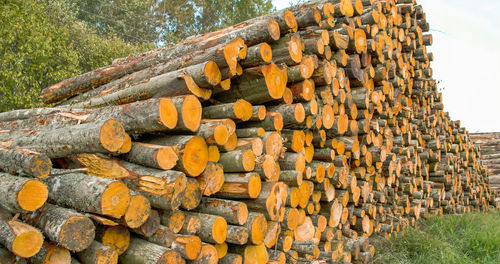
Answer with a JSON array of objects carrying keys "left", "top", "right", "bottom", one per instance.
[
  {"left": 0, "top": 210, "right": 43, "bottom": 258},
  {"left": 0, "top": 119, "right": 127, "bottom": 158},
  {"left": 119, "top": 237, "right": 184, "bottom": 264},
  {"left": 76, "top": 241, "right": 118, "bottom": 264},
  {"left": 0, "top": 145, "right": 52, "bottom": 179},
  {"left": 0, "top": 173, "right": 47, "bottom": 213},
  {"left": 42, "top": 173, "right": 130, "bottom": 219},
  {"left": 23, "top": 203, "right": 95, "bottom": 252}
]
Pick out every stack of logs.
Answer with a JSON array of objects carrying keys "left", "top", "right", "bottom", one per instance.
[
  {"left": 0, "top": 0, "right": 497, "bottom": 263},
  {"left": 471, "top": 133, "right": 500, "bottom": 196}
]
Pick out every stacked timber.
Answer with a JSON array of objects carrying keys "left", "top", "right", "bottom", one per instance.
[
  {"left": 471, "top": 133, "right": 500, "bottom": 196},
  {"left": 0, "top": 0, "right": 497, "bottom": 263}
]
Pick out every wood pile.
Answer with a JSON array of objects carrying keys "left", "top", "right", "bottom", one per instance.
[
  {"left": 471, "top": 133, "right": 500, "bottom": 193},
  {"left": 0, "top": 0, "right": 497, "bottom": 263}
]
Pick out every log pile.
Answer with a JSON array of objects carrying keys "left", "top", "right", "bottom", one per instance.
[
  {"left": 0, "top": 0, "right": 498, "bottom": 263},
  {"left": 471, "top": 133, "right": 500, "bottom": 194}
]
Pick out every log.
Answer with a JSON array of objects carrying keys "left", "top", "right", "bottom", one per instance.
[
  {"left": 131, "top": 209, "right": 161, "bottom": 238},
  {"left": 121, "top": 192, "right": 151, "bottom": 229},
  {"left": 244, "top": 182, "right": 288, "bottom": 221},
  {"left": 42, "top": 173, "right": 130, "bottom": 218},
  {"left": 203, "top": 100, "right": 254, "bottom": 122},
  {"left": 219, "top": 150, "right": 256, "bottom": 172},
  {"left": 29, "top": 242, "right": 71, "bottom": 264},
  {"left": 171, "top": 234, "right": 202, "bottom": 260},
  {"left": 190, "top": 243, "right": 219, "bottom": 264},
  {"left": 184, "top": 212, "right": 227, "bottom": 244},
  {"left": 193, "top": 197, "right": 248, "bottom": 225},
  {"left": 95, "top": 225, "right": 130, "bottom": 255},
  {"left": 0, "top": 145, "right": 52, "bottom": 178},
  {"left": 0, "top": 119, "right": 127, "bottom": 158},
  {"left": 215, "top": 63, "right": 288, "bottom": 104},
  {"left": 215, "top": 173, "right": 262, "bottom": 199},
  {"left": 245, "top": 212, "right": 268, "bottom": 245},
  {"left": 196, "top": 162, "right": 225, "bottom": 196},
  {"left": 23, "top": 203, "right": 95, "bottom": 252},
  {"left": 0, "top": 173, "right": 48, "bottom": 213},
  {"left": 144, "top": 225, "right": 176, "bottom": 248},
  {"left": 122, "top": 142, "right": 178, "bottom": 170},
  {"left": 66, "top": 61, "right": 219, "bottom": 107},
  {"left": 180, "top": 178, "right": 202, "bottom": 210},
  {"left": 0, "top": 210, "right": 43, "bottom": 258},
  {"left": 143, "top": 136, "right": 208, "bottom": 177},
  {"left": 119, "top": 237, "right": 184, "bottom": 264},
  {"left": 76, "top": 241, "right": 118, "bottom": 264}
]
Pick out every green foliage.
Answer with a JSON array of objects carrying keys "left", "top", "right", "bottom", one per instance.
[
  {"left": 160, "top": 0, "right": 274, "bottom": 45},
  {"left": 0, "top": 0, "right": 273, "bottom": 111},
  {"left": 373, "top": 211, "right": 500, "bottom": 264},
  {"left": 67, "top": 0, "right": 160, "bottom": 45},
  {"left": 71, "top": 0, "right": 274, "bottom": 45},
  {"left": 0, "top": 0, "right": 80, "bottom": 110},
  {"left": 0, "top": 0, "right": 152, "bottom": 111}
]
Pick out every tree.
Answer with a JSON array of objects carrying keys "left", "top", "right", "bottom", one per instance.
[
  {"left": 67, "top": 0, "right": 160, "bottom": 45},
  {"left": 157, "top": 0, "right": 274, "bottom": 45},
  {"left": 0, "top": 0, "right": 152, "bottom": 111},
  {"left": 67, "top": 0, "right": 274, "bottom": 46}
]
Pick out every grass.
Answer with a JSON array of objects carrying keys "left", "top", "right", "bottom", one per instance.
[{"left": 373, "top": 210, "right": 500, "bottom": 264}]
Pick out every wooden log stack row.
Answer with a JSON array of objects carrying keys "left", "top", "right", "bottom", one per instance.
[
  {"left": 470, "top": 133, "right": 500, "bottom": 203},
  {"left": 0, "top": 0, "right": 497, "bottom": 263}
]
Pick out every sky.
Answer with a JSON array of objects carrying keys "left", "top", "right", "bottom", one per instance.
[{"left": 272, "top": 0, "right": 500, "bottom": 132}]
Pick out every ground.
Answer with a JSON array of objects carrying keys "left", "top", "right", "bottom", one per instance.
[{"left": 373, "top": 210, "right": 500, "bottom": 264}]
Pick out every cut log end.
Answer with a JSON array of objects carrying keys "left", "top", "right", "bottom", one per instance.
[
  {"left": 99, "top": 119, "right": 126, "bottom": 153},
  {"left": 260, "top": 43, "right": 273, "bottom": 63},
  {"left": 256, "top": 106, "right": 267, "bottom": 121},
  {"left": 159, "top": 98, "right": 178, "bottom": 129},
  {"left": 262, "top": 63, "right": 287, "bottom": 99},
  {"left": 59, "top": 215, "right": 95, "bottom": 252},
  {"left": 249, "top": 173, "right": 263, "bottom": 199},
  {"left": 123, "top": 194, "right": 151, "bottom": 228},
  {"left": 156, "top": 146, "right": 179, "bottom": 170},
  {"left": 213, "top": 125, "right": 230, "bottom": 146},
  {"left": 243, "top": 150, "right": 256, "bottom": 172},
  {"left": 289, "top": 34, "right": 303, "bottom": 63},
  {"left": 284, "top": 10, "right": 298, "bottom": 32},
  {"left": 100, "top": 181, "right": 130, "bottom": 219},
  {"left": 294, "top": 103, "right": 305, "bottom": 123},
  {"left": 213, "top": 216, "right": 228, "bottom": 244},
  {"left": 208, "top": 145, "right": 220, "bottom": 163},
  {"left": 101, "top": 225, "right": 131, "bottom": 255},
  {"left": 10, "top": 224, "right": 43, "bottom": 258},
  {"left": 182, "top": 95, "right": 202, "bottom": 132},
  {"left": 205, "top": 61, "right": 222, "bottom": 86},
  {"left": 182, "top": 136, "right": 209, "bottom": 177},
  {"left": 17, "top": 179, "right": 48, "bottom": 211},
  {"left": 234, "top": 99, "right": 253, "bottom": 121},
  {"left": 268, "top": 20, "right": 281, "bottom": 41},
  {"left": 39, "top": 243, "right": 71, "bottom": 263}
]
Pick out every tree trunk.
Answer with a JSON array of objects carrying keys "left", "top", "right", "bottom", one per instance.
[
  {"left": 23, "top": 203, "right": 95, "bottom": 252},
  {"left": 42, "top": 173, "right": 130, "bottom": 219},
  {"left": 193, "top": 197, "right": 248, "bottom": 225},
  {"left": 184, "top": 212, "right": 227, "bottom": 244},
  {"left": 29, "top": 242, "right": 71, "bottom": 264},
  {"left": 215, "top": 173, "right": 262, "bottom": 199},
  {"left": 76, "top": 241, "right": 118, "bottom": 264},
  {"left": 0, "top": 173, "right": 47, "bottom": 213},
  {"left": 0, "top": 120, "right": 127, "bottom": 158},
  {"left": 119, "top": 237, "right": 183, "bottom": 264},
  {"left": 143, "top": 136, "right": 208, "bottom": 177},
  {"left": 0, "top": 210, "right": 43, "bottom": 258},
  {"left": 0, "top": 145, "right": 52, "bottom": 179}
]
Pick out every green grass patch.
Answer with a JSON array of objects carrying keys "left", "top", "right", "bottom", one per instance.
[{"left": 373, "top": 211, "right": 500, "bottom": 264}]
